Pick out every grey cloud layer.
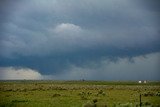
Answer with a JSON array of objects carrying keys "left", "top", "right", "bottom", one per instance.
[
  {"left": 1, "top": 52, "right": 159, "bottom": 80},
  {"left": 0, "top": 0, "right": 159, "bottom": 57},
  {"left": 50, "top": 52, "right": 160, "bottom": 80},
  {"left": 0, "top": 0, "right": 160, "bottom": 80}
]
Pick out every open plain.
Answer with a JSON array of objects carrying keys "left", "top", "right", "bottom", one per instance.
[{"left": 0, "top": 81, "right": 160, "bottom": 107}]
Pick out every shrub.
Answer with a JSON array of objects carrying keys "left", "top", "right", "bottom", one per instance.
[
  {"left": 93, "top": 99, "right": 98, "bottom": 103},
  {"left": 156, "top": 92, "right": 160, "bottom": 97},
  {"left": 98, "top": 90, "right": 103, "bottom": 94},
  {"left": 143, "top": 91, "right": 154, "bottom": 97},
  {"left": 52, "top": 93, "right": 61, "bottom": 97},
  {"left": 12, "top": 100, "right": 28, "bottom": 103},
  {"left": 114, "top": 102, "right": 133, "bottom": 107},
  {"left": 144, "top": 101, "right": 151, "bottom": 106},
  {"left": 96, "top": 90, "right": 106, "bottom": 96},
  {"left": 81, "top": 95, "right": 88, "bottom": 100},
  {"left": 78, "top": 91, "right": 91, "bottom": 100},
  {"left": 119, "top": 102, "right": 133, "bottom": 107},
  {"left": 82, "top": 102, "right": 96, "bottom": 107}
]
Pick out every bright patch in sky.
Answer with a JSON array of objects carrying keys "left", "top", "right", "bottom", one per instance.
[{"left": 0, "top": 67, "right": 42, "bottom": 80}]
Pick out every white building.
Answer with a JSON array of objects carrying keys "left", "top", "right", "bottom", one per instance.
[{"left": 138, "top": 81, "right": 142, "bottom": 83}]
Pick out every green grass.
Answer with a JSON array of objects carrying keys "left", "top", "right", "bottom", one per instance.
[{"left": 0, "top": 80, "right": 160, "bottom": 107}]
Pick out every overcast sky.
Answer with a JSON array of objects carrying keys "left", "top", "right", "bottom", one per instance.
[{"left": 0, "top": 0, "right": 160, "bottom": 80}]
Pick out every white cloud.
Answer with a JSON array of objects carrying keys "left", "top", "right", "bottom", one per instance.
[{"left": 0, "top": 67, "right": 43, "bottom": 80}]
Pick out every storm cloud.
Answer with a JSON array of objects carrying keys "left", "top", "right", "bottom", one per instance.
[{"left": 0, "top": 0, "right": 160, "bottom": 80}]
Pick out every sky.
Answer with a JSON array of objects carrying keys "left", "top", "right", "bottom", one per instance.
[{"left": 0, "top": 0, "right": 160, "bottom": 80}]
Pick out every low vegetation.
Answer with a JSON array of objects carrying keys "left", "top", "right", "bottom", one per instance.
[{"left": 0, "top": 80, "right": 160, "bottom": 107}]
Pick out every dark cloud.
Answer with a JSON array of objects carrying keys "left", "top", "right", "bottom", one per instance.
[{"left": 0, "top": 0, "right": 160, "bottom": 80}]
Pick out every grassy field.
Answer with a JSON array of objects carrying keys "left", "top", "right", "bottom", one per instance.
[{"left": 0, "top": 80, "right": 160, "bottom": 107}]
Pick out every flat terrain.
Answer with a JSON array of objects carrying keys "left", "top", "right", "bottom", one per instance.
[{"left": 0, "top": 80, "right": 160, "bottom": 107}]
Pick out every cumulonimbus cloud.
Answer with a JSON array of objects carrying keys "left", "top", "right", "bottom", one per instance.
[{"left": 0, "top": 0, "right": 159, "bottom": 81}]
